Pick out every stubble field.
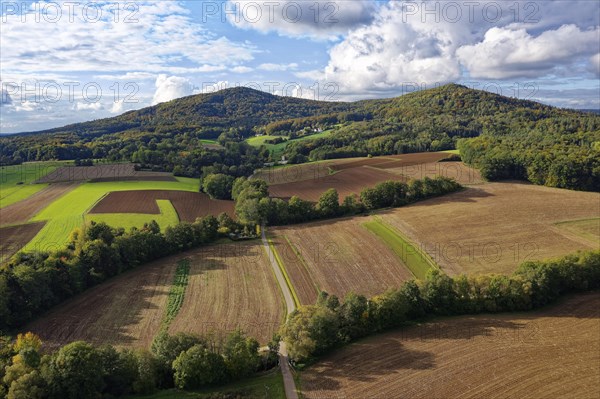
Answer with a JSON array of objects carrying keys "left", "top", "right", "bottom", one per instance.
[{"left": 300, "top": 292, "right": 600, "bottom": 399}]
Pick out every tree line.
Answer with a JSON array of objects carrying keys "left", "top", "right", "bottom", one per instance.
[
  {"left": 0, "top": 329, "right": 279, "bottom": 398},
  {"left": 280, "top": 250, "right": 600, "bottom": 362},
  {"left": 231, "top": 175, "right": 463, "bottom": 226},
  {"left": 0, "top": 215, "right": 243, "bottom": 332}
]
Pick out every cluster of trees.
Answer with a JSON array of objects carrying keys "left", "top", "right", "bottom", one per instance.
[
  {"left": 233, "top": 176, "right": 462, "bottom": 226},
  {"left": 0, "top": 330, "right": 278, "bottom": 398},
  {"left": 280, "top": 250, "right": 600, "bottom": 362},
  {"left": 262, "top": 112, "right": 369, "bottom": 136},
  {"left": 458, "top": 135, "right": 600, "bottom": 191},
  {"left": 0, "top": 215, "right": 241, "bottom": 332}
]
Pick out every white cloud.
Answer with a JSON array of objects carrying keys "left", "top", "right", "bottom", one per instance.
[
  {"left": 226, "top": 0, "right": 376, "bottom": 39},
  {"left": 258, "top": 63, "right": 298, "bottom": 71},
  {"left": 1, "top": 1, "right": 254, "bottom": 75},
  {"left": 457, "top": 25, "right": 600, "bottom": 79},
  {"left": 152, "top": 75, "right": 194, "bottom": 105},
  {"left": 231, "top": 66, "right": 253, "bottom": 73},
  {"left": 75, "top": 102, "right": 103, "bottom": 111},
  {"left": 201, "top": 81, "right": 230, "bottom": 93},
  {"left": 320, "top": 2, "right": 462, "bottom": 94}
]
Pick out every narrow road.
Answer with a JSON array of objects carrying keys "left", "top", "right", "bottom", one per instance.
[{"left": 261, "top": 226, "right": 299, "bottom": 399}]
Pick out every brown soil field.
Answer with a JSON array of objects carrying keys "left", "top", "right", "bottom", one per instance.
[
  {"left": 385, "top": 161, "right": 484, "bottom": 185},
  {"left": 24, "top": 241, "right": 284, "bottom": 349},
  {"left": 300, "top": 292, "right": 600, "bottom": 399},
  {"left": 268, "top": 167, "right": 405, "bottom": 202},
  {"left": 24, "top": 256, "right": 176, "bottom": 350},
  {"left": 35, "top": 164, "right": 175, "bottom": 183},
  {"left": 272, "top": 218, "right": 413, "bottom": 304},
  {"left": 168, "top": 242, "right": 285, "bottom": 343},
  {"left": 89, "top": 190, "right": 235, "bottom": 221},
  {"left": 0, "top": 222, "right": 45, "bottom": 263},
  {"left": 382, "top": 182, "right": 600, "bottom": 276},
  {"left": 253, "top": 161, "right": 338, "bottom": 185},
  {"left": 331, "top": 152, "right": 450, "bottom": 171},
  {"left": 0, "top": 182, "right": 78, "bottom": 226}
]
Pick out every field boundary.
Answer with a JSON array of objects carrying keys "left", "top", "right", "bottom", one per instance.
[
  {"left": 267, "top": 235, "right": 300, "bottom": 309},
  {"left": 162, "top": 259, "right": 191, "bottom": 331},
  {"left": 554, "top": 217, "right": 600, "bottom": 244},
  {"left": 363, "top": 217, "right": 438, "bottom": 279}
]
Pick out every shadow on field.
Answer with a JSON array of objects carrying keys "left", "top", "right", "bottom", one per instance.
[{"left": 299, "top": 317, "right": 528, "bottom": 392}]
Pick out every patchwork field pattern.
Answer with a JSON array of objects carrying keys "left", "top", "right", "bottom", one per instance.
[
  {"left": 271, "top": 218, "right": 413, "bottom": 305},
  {"left": 300, "top": 292, "right": 600, "bottom": 399},
  {"left": 89, "top": 190, "right": 235, "bottom": 221},
  {"left": 35, "top": 164, "right": 176, "bottom": 183}
]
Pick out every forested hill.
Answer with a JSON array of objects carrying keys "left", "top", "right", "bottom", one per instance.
[
  {"left": 1, "top": 84, "right": 598, "bottom": 190},
  {"left": 13, "top": 87, "right": 358, "bottom": 139}
]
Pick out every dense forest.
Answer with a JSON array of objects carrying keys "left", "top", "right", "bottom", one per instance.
[{"left": 1, "top": 84, "right": 598, "bottom": 190}]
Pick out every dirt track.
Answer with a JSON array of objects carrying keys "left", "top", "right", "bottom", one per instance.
[
  {"left": 300, "top": 292, "right": 600, "bottom": 399},
  {"left": 0, "top": 183, "right": 77, "bottom": 226}
]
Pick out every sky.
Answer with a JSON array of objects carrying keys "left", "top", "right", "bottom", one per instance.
[{"left": 1, "top": 0, "right": 599, "bottom": 133}]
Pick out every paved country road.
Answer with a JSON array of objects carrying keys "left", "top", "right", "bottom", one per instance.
[{"left": 261, "top": 227, "right": 299, "bottom": 399}]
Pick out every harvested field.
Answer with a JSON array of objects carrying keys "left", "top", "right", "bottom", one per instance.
[
  {"left": 0, "top": 222, "right": 45, "bottom": 263},
  {"left": 382, "top": 182, "right": 600, "bottom": 276},
  {"left": 271, "top": 218, "right": 413, "bottom": 305},
  {"left": 35, "top": 164, "right": 175, "bottom": 183},
  {"left": 24, "top": 256, "right": 176, "bottom": 350},
  {"left": 25, "top": 241, "right": 285, "bottom": 348},
  {"left": 269, "top": 167, "right": 404, "bottom": 202},
  {"left": 331, "top": 152, "right": 450, "bottom": 171},
  {"left": 300, "top": 292, "right": 600, "bottom": 399},
  {"left": 0, "top": 182, "right": 78, "bottom": 226},
  {"left": 385, "top": 161, "right": 484, "bottom": 185},
  {"left": 89, "top": 190, "right": 235, "bottom": 221},
  {"left": 168, "top": 242, "right": 285, "bottom": 343}
]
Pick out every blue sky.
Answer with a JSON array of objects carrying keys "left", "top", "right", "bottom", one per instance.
[{"left": 1, "top": 0, "right": 599, "bottom": 133}]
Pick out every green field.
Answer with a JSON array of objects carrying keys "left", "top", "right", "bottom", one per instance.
[
  {"left": 0, "top": 161, "right": 68, "bottom": 208},
  {"left": 85, "top": 200, "right": 180, "bottom": 232},
  {"left": 363, "top": 218, "right": 437, "bottom": 280},
  {"left": 24, "top": 178, "right": 199, "bottom": 252},
  {"left": 441, "top": 149, "right": 460, "bottom": 154},
  {"left": 130, "top": 370, "right": 285, "bottom": 399},
  {"left": 555, "top": 218, "right": 600, "bottom": 244},
  {"left": 246, "top": 129, "right": 335, "bottom": 159},
  {"left": 163, "top": 259, "right": 191, "bottom": 329}
]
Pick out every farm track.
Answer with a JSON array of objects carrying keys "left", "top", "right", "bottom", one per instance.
[
  {"left": 300, "top": 292, "right": 600, "bottom": 399},
  {"left": 0, "top": 182, "right": 78, "bottom": 226}
]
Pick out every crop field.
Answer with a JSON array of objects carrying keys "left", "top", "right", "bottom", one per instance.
[
  {"left": 86, "top": 200, "right": 180, "bottom": 231},
  {"left": 0, "top": 222, "right": 45, "bottom": 263},
  {"left": 24, "top": 178, "right": 199, "bottom": 251},
  {"left": 270, "top": 218, "right": 413, "bottom": 305},
  {"left": 299, "top": 292, "right": 600, "bottom": 399},
  {"left": 329, "top": 152, "right": 450, "bottom": 171},
  {"left": 268, "top": 166, "right": 404, "bottom": 202},
  {"left": 25, "top": 241, "right": 284, "bottom": 348},
  {"left": 34, "top": 163, "right": 176, "bottom": 183},
  {"left": 253, "top": 160, "right": 338, "bottom": 185},
  {"left": 0, "top": 182, "right": 78, "bottom": 226},
  {"left": 0, "top": 161, "right": 68, "bottom": 207},
  {"left": 555, "top": 218, "right": 600, "bottom": 245},
  {"left": 89, "top": 190, "right": 235, "bottom": 221},
  {"left": 25, "top": 255, "right": 177, "bottom": 349},
  {"left": 168, "top": 242, "right": 285, "bottom": 343},
  {"left": 385, "top": 161, "right": 484, "bottom": 185},
  {"left": 382, "top": 182, "right": 600, "bottom": 276}
]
